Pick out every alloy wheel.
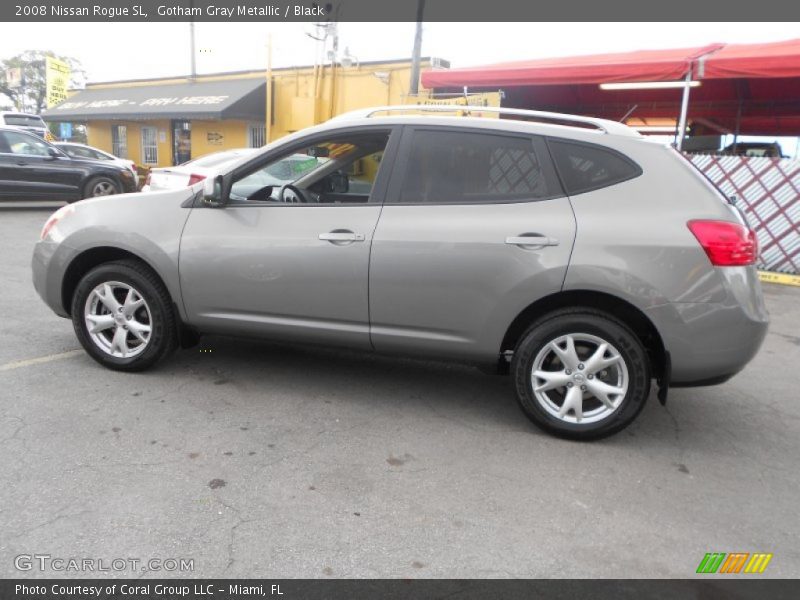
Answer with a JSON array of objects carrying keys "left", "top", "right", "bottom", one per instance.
[
  {"left": 531, "top": 333, "right": 629, "bottom": 424},
  {"left": 83, "top": 281, "right": 152, "bottom": 358}
]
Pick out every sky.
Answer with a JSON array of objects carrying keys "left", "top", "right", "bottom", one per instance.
[
  {"left": 1, "top": 21, "right": 798, "bottom": 155},
  {"left": 2, "top": 22, "right": 799, "bottom": 82}
]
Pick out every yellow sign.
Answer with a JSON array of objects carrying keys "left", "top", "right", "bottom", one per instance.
[
  {"left": 45, "top": 57, "right": 70, "bottom": 108},
  {"left": 406, "top": 92, "right": 502, "bottom": 118}
]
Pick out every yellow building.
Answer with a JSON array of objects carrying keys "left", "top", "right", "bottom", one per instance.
[{"left": 42, "top": 57, "right": 447, "bottom": 170}]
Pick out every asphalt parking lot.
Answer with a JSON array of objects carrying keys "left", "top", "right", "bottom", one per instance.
[{"left": 1, "top": 204, "right": 799, "bottom": 579}]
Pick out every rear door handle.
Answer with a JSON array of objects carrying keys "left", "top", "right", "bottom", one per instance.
[
  {"left": 505, "top": 235, "right": 559, "bottom": 247},
  {"left": 319, "top": 231, "right": 365, "bottom": 243}
]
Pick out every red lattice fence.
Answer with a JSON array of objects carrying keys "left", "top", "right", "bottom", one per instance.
[{"left": 688, "top": 154, "right": 800, "bottom": 274}]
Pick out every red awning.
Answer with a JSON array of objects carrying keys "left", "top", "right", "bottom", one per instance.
[
  {"left": 703, "top": 39, "right": 800, "bottom": 79},
  {"left": 421, "top": 44, "right": 725, "bottom": 88},
  {"left": 420, "top": 39, "right": 800, "bottom": 136}
]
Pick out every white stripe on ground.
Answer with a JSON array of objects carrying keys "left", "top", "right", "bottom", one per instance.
[{"left": 0, "top": 349, "right": 84, "bottom": 372}]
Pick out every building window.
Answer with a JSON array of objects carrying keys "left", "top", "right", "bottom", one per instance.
[
  {"left": 248, "top": 123, "right": 266, "bottom": 148},
  {"left": 141, "top": 126, "right": 158, "bottom": 165},
  {"left": 111, "top": 125, "right": 127, "bottom": 159}
]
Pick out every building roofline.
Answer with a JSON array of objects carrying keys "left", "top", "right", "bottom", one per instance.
[{"left": 81, "top": 57, "right": 447, "bottom": 89}]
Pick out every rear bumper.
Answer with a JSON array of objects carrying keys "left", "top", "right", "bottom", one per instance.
[{"left": 646, "top": 266, "right": 769, "bottom": 386}]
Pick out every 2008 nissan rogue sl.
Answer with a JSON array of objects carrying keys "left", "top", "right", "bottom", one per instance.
[{"left": 32, "top": 106, "right": 768, "bottom": 439}]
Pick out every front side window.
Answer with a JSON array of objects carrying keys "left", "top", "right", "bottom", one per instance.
[
  {"left": 0, "top": 130, "right": 51, "bottom": 156},
  {"left": 396, "top": 129, "right": 556, "bottom": 204},
  {"left": 548, "top": 139, "right": 642, "bottom": 196},
  {"left": 229, "top": 132, "right": 390, "bottom": 205}
]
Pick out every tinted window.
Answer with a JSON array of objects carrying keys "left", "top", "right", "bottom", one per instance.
[
  {"left": 398, "top": 130, "right": 555, "bottom": 203},
  {"left": 548, "top": 139, "right": 641, "bottom": 195}
]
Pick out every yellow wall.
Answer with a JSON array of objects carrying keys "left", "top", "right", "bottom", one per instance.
[
  {"left": 87, "top": 119, "right": 171, "bottom": 167},
  {"left": 82, "top": 59, "right": 435, "bottom": 168},
  {"left": 191, "top": 120, "right": 249, "bottom": 159}
]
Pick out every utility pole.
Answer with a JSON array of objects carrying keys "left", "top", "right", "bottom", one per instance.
[
  {"left": 408, "top": 0, "right": 425, "bottom": 98},
  {"left": 189, "top": 0, "right": 197, "bottom": 81}
]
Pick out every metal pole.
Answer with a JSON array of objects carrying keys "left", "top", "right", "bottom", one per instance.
[
  {"left": 676, "top": 69, "right": 692, "bottom": 150},
  {"left": 266, "top": 33, "right": 273, "bottom": 144},
  {"left": 189, "top": 1, "right": 196, "bottom": 81},
  {"left": 408, "top": 1, "right": 425, "bottom": 97}
]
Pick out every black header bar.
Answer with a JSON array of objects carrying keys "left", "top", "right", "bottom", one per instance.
[{"left": 4, "top": 0, "right": 800, "bottom": 22}]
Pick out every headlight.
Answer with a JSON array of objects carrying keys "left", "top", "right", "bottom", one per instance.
[{"left": 40, "top": 205, "right": 75, "bottom": 241}]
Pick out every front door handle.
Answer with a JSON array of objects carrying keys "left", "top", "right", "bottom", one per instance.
[
  {"left": 319, "top": 231, "right": 365, "bottom": 243},
  {"left": 505, "top": 235, "right": 559, "bottom": 247}
]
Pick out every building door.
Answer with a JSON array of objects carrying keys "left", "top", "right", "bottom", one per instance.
[{"left": 171, "top": 120, "right": 191, "bottom": 165}]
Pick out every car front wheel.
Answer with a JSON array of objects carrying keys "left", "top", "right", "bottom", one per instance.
[
  {"left": 71, "top": 260, "right": 177, "bottom": 371},
  {"left": 83, "top": 176, "right": 120, "bottom": 199},
  {"left": 512, "top": 309, "right": 651, "bottom": 440}
]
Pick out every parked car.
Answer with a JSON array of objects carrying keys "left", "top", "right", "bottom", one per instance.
[
  {"left": 721, "top": 141, "right": 786, "bottom": 158},
  {"left": 0, "top": 111, "right": 48, "bottom": 138},
  {"left": 32, "top": 106, "right": 768, "bottom": 440},
  {"left": 0, "top": 127, "right": 137, "bottom": 202},
  {"left": 55, "top": 142, "right": 139, "bottom": 186},
  {"left": 141, "top": 148, "right": 320, "bottom": 193}
]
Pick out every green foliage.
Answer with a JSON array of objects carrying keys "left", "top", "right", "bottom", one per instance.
[{"left": 0, "top": 50, "right": 84, "bottom": 114}]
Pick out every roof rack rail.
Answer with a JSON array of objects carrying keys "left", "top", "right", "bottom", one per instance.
[{"left": 331, "top": 105, "right": 640, "bottom": 137}]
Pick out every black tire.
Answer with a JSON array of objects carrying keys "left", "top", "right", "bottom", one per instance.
[
  {"left": 83, "top": 176, "right": 120, "bottom": 199},
  {"left": 71, "top": 259, "right": 177, "bottom": 372},
  {"left": 512, "top": 308, "right": 651, "bottom": 440}
]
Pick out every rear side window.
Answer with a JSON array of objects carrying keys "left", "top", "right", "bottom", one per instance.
[
  {"left": 548, "top": 139, "right": 641, "bottom": 196},
  {"left": 397, "top": 129, "right": 558, "bottom": 204}
]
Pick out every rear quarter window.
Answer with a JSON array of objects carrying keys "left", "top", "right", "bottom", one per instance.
[{"left": 548, "top": 138, "right": 642, "bottom": 196}]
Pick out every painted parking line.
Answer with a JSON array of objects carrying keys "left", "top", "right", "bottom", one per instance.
[
  {"left": 758, "top": 271, "right": 800, "bottom": 287},
  {"left": 0, "top": 349, "right": 84, "bottom": 372}
]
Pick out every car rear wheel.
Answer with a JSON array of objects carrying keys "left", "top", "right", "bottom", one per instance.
[
  {"left": 71, "top": 260, "right": 177, "bottom": 371},
  {"left": 83, "top": 176, "right": 120, "bottom": 199},
  {"left": 512, "top": 309, "right": 650, "bottom": 440}
]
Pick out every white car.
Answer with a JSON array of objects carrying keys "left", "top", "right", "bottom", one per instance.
[
  {"left": 55, "top": 142, "right": 139, "bottom": 186},
  {"left": 141, "top": 148, "right": 324, "bottom": 193},
  {"left": 0, "top": 111, "right": 49, "bottom": 139},
  {"left": 141, "top": 149, "right": 258, "bottom": 192}
]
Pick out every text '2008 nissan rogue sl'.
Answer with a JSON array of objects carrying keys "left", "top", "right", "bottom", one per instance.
[{"left": 32, "top": 106, "right": 768, "bottom": 439}]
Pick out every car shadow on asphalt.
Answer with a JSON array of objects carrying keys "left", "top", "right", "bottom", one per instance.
[{"left": 153, "top": 333, "right": 694, "bottom": 443}]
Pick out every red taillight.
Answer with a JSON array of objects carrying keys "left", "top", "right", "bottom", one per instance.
[
  {"left": 687, "top": 220, "right": 758, "bottom": 266},
  {"left": 187, "top": 173, "right": 206, "bottom": 186}
]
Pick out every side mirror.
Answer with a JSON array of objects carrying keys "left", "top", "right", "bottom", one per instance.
[
  {"left": 202, "top": 174, "right": 227, "bottom": 207},
  {"left": 47, "top": 147, "right": 61, "bottom": 159}
]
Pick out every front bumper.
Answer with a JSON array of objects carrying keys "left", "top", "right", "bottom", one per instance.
[{"left": 32, "top": 239, "right": 71, "bottom": 318}]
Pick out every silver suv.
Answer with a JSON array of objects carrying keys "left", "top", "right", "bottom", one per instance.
[{"left": 32, "top": 106, "right": 768, "bottom": 439}]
